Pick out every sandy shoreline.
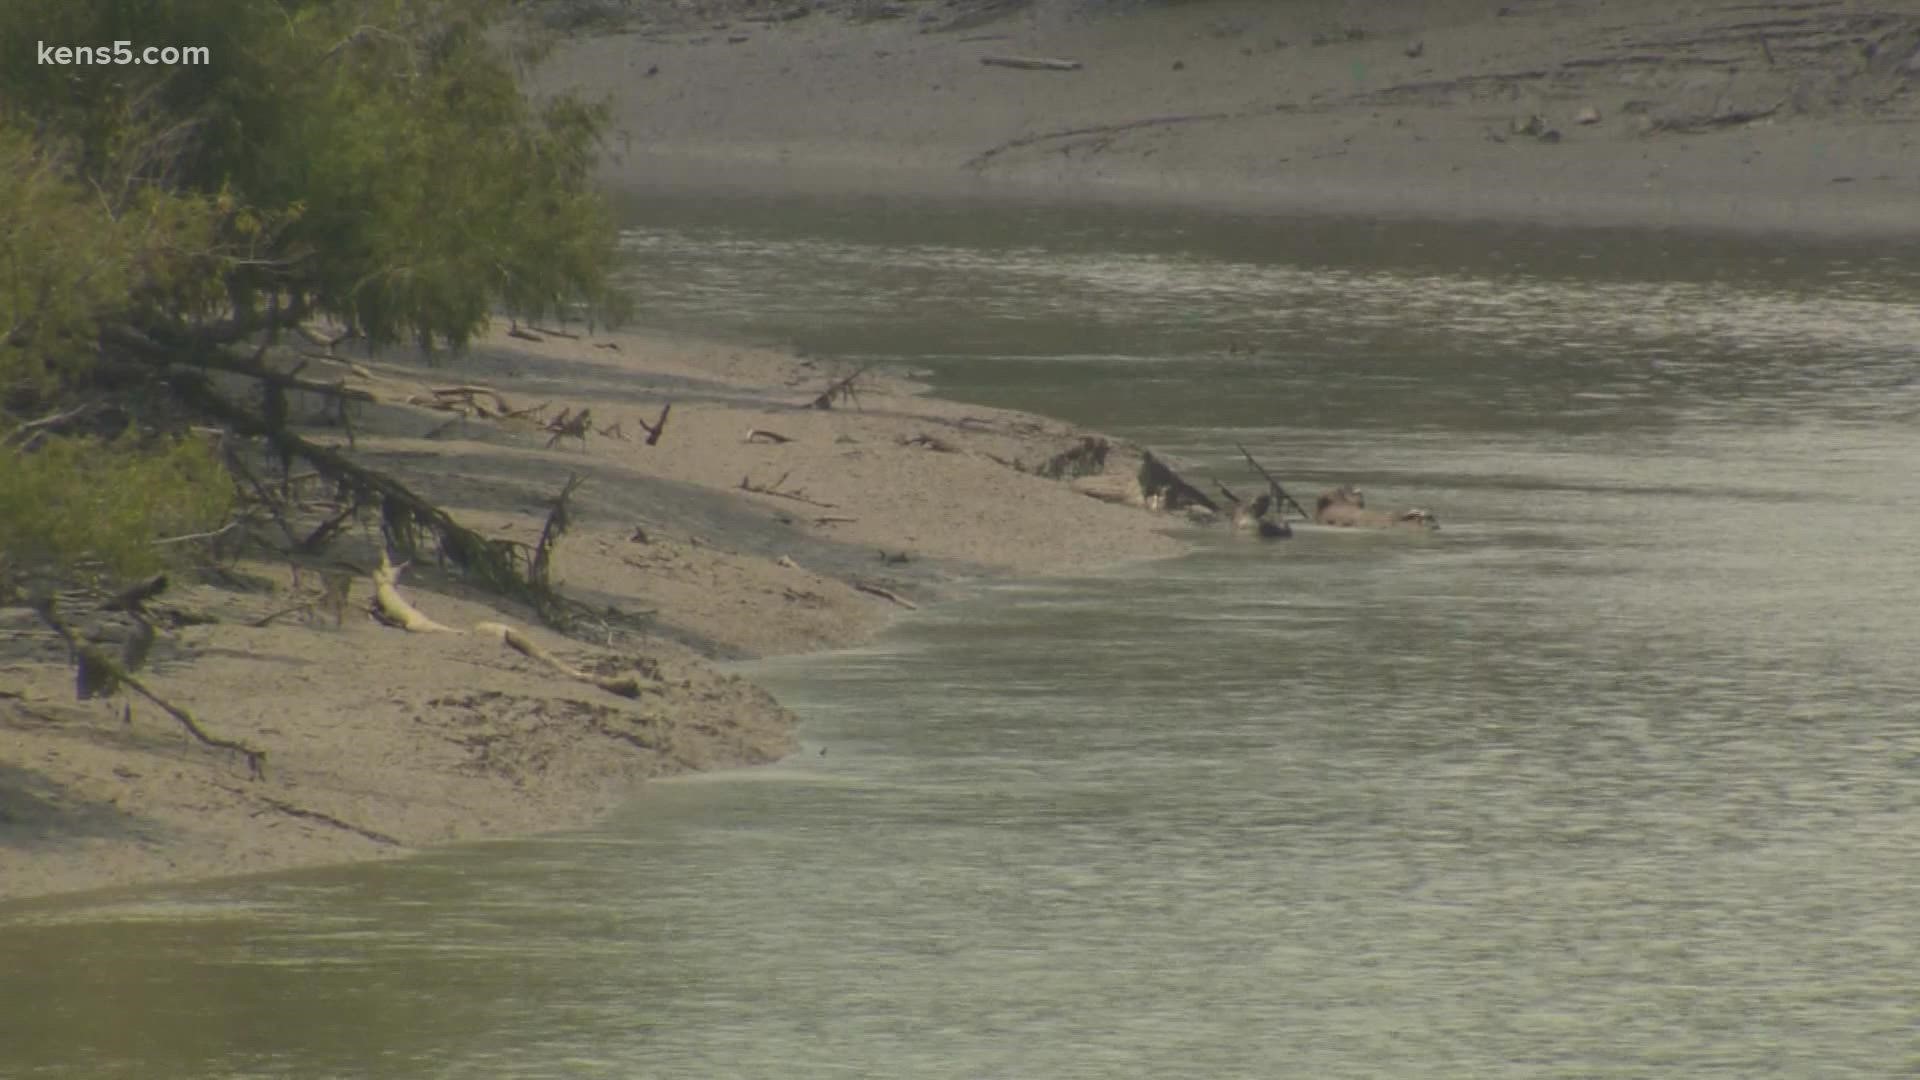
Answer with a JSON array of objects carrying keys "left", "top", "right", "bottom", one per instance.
[
  {"left": 547, "top": 0, "right": 1920, "bottom": 237},
  {"left": 1, "top": 324, "right": 1187, "bottom": 904}
]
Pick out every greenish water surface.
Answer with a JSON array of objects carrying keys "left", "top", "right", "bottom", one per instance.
[{"left": 4, "top": 199, "right": 1918, "bottom": 1077}]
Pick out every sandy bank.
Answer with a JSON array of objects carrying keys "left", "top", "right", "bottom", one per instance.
[
  {"left": 543, "top": 0, "right": 1920, "bottom": 236},
  {"left": 1, "top": 324, "right": 1187, "bottom": 903}
]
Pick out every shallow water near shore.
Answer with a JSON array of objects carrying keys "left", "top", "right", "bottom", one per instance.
[{"left": 6, "top": 199, "right": 1920, "bottom": 1077}]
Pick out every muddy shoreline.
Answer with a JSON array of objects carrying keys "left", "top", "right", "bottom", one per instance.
[{"left": 547, "top": 0, "right": 1920, "bottom": 238}]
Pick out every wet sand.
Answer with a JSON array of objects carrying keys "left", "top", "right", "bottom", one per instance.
[
  {"left": 550, "top": 0, "right": 1920, "bottom": 235},
  {"left": 0, "top": 325, "right": 1185, "bottom": 902}
]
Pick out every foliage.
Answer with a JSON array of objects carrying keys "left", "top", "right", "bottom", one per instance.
[
  {"left": 0, "top": 432, "right": 233, "bottom": 583},
  {"left": 0, "top": 0, "right": 626, "bottom": 603},
  {"left": 2, "top": 0, "right": 626, "bottom": 353},
  {"left": 0, "top": 126, "right": 132, "bottom": 391}
]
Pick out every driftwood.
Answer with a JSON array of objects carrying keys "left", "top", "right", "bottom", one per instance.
[
  {"left": 1235, "top": 442, "right": 1312, "bottom": 520},
  {"left": 474, "top": 621, "right": 649, "bottom": 699},
  {"left": 902, "top": 433, "right": 958, "bottom": 453},
  {"left": 28, "top": 596, "right": 266, "bottom": 779},
  {"left": 1037, "top": 436, "right": 1109, "bottom": 479},
  {"left": 371, "top": 553, "right": 459, "bottom": 633},
  {"left": 1138, "top": 451, "right": 1218, "bottom": 513},
  {"left": 427, "top": 384, "right": 512, "bottom": 417},
  {"left": 807, "top": 364, "right": 873, "bottom": 410},
  {"left": 852, "top": 580, "right": 917, "bottom": 609},
  {"left": 746, "top": 427, "right": 793, "bottom": 444},
  {"left": 981, "top": 55, "right": 1082, "bottom": 71},
  {"left": 636, "top": 402, "right": 672, "bottom": 446},
  {"left": 545, "top": 407, "right": 593, "bottom": 450},
  {"left": 740, "top": 471, "right": 837, "bottom": 509}
]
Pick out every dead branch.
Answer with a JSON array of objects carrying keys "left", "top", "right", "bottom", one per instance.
[
  {"left": 2, "top": 402, "right": 107, "bottom": 450},
  {"left": 746, "top": 427, "right": 793, "bottom": 444},
  {"left": 527, "top": 324, "right": 579, "bottom": 339},
  {"left": 545, "top": 407, "right": 592, "bottom": 450},
  {"left": 740, "top": 471, "right": 837, "bottom": 509},
  {"left": 28, "top": 596, "right": 266, "bottom": 779},
  {"left": 151, "top": 521, "right": 243, "bottom": 549},
  {"left": 852, "top": 580, "right": 918, "bottom": 609},
  {"left": 1234, "top": 442, "right": 1312, "bottom": 520},
  {"left": 981, "top": 54, "right": 1082, "bottom": 71},
  {"left": 256, "top": 796, "right": 398, "bottom": 845},
  {"left": 636, "top": 402, "right": 672, "bottom": 446},
  {"left": 902, "top": 433, "right": 958, "bottom": 453},
  {"left": 507, "top": 327, "right": 544, "bottom": 342},
  {"left": 531, "top": 474, "right": 584, "bottom": 589},
  {"left": 807, "top": 364, "right": 874, "bottom": 410},
  {"left": 429, "top": 384, "right": 512, "bottom": 415}
]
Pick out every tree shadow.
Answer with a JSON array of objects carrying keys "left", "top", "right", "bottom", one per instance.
[{"left": 0, "top": 762, "right": 151, "bottom": 852}]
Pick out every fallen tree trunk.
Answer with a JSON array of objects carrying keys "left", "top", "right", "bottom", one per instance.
[{"left": 371, "top": 553, "right": 459, "bottom": 633}]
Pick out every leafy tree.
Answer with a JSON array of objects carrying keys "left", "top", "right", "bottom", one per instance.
[{"left": 1, "top": 0, "right": 626, "bottom": 602}]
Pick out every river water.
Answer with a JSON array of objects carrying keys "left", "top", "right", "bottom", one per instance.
[{"left": 5, "top": 200, "right": 1919, "bottom": 1077}]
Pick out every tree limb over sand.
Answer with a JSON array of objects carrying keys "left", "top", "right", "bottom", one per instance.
[{"left": 27, "top": 596, "right": 267, "bottom": 779}]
